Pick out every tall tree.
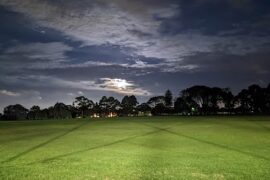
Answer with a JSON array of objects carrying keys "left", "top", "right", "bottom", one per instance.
[
  {"left": 92, "top": 103, "right": 101, "bottom": 115},
  {"left": 181, "top": 86, "right": 225, "bottom": 114},
  {"left": 121, "top": 95, "right": 138, "bottom": 116},
  {"left": 107, "top": 96, "right": 121, "bottom": 112},
  {"left": 266, "top": 84, "right": 270, "bottom": 113},
  {"left": 165, "top": 90, "right": 173, "bottom": 107},
  {"left": 28, "top": 105, "right": 41, "bottom": 120},
  {"left": 73, "top": 96, "right": 94, "bottom": 117},
  {"left": 209, "top": 87, "right": 223, "bottom": 113},
  {"left": 235, "top": 89, "right": 251, "bottom": 113},
  {"left": 174, "top": 97, "right": 189, "bottom": 114},
  {"left": 181, "top": 86, "right": 211, "bottom": 114},
  {"left": 67, "top": 105, "right": 79, "bottom": 118},
  {"left": 53, "top": 102, "right": 72, "bottom": 119},
  {"left": 99, "top": 96, "right": 109, "bottom": 115},
  {"left": 235, "top": 84, "right": 268, "bottom": 114},
  {"left": 220, "top": 88, "right": 235, "bottom": 113},
  {"left": 99, "top": 96, "right": 121, "bottom": 116}
]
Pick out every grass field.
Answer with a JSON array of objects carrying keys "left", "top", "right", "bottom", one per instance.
[{"left": 0, "top": 116, "right": 270, "bottom": 179}]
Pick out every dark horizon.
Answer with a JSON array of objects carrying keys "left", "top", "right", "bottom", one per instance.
[{"left": 0, "top": 0, "right": 270, "bottom": 112}]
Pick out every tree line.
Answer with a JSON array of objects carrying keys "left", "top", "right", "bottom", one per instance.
[{"left": 1, "top": 83, "right": 270, "bottom": 120}]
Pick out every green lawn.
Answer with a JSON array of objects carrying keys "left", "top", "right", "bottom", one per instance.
[{"left": 0, "top": 116, "right": 270, "bottom": 179}]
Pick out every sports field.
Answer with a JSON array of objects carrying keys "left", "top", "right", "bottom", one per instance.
[{"left": 0, "top": 116, "right": 270, "bottom": 179}]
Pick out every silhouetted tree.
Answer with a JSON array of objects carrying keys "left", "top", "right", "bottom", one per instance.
[
  {"left": 247, "top": 84, "right": 266, "bottom": 113},
  {"left": 151, "top": 103, "right": 166, "bottom": 115},
  {"left": 174, "top": 97, "right": 189, "bottom": 114},
  {"left": 235, "top": 89, "right": 250, "bottom": 113},
  {"left": 165, "top": 90, "right": 173, "bottom": 107},
  {"left": 67, "top": 105, "right": 79, "bottom": 118},
  {"left": 121, "top": 95, "right": 138, "bottom": 116},
  {"left": 136, "top": 103, "right": 152, "bottom": 116},
  {"left": 137, "top": 103, "right": 151, "bottom": 112},
  {"left": 107, "top": 96, "right": 121, "bottom": 112},
  {"left": 73, "top": 96, "right": 94, "bottom": 117},
  {"left": 3, "top": 104, "right": 29, "bottom": 120},
  {"left": 266, "top": 84, "right": 270, "bottom": 113},
  {"left": 92, "top": 103, "right": 101, "bottom": 115},
  {"left": 28, "top": 105, "right": 41, "bottom": 120},
  {"left": 181, "top": 86, "right": 211, "bottom": 114},
  {"left": 235, "top": 85, "right": 266, "bottom": 114},
  {"left": 147, "top": 96, "right": 165, "bottom": 108},
  {"left": 175, "top": 94, "right": 199, "bottom": 115},
  {"left": 209, "top": 87, "right": 224, "bottom": 113},
  {"left": 181, "top": 86, "right": 228, "bottom": 114},
  {"left": 99, "top": 96, "right": 120, "bottom": 116},
  {"left": 53, "top": 102, "right": 72, "bottom": 119},
  {"left": 39, "top": 109, "right": 49, "bottom": 120},
  {"left": 2, "top": 83, "right": 270, "bottom": 119},
  {"left": 220, "top": 88, "right": 235, "bottom": 114},
  {"left": 99, "top": 96, "right": 109, "bottom": 116},
  {"left": 47, "top": 106, "right": 55, "bottom": 119}
]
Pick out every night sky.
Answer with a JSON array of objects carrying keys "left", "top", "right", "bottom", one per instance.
[{"left": 0, "top": 0, "right": 270, "bottom": 111}]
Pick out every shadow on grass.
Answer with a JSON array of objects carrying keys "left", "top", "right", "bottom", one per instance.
[
  {"left": 27, "top": 128, "right": 170, "bottom": 165},
  {"left": 144, "top": 123, "right": 270, "bottom": 162},
  {"left": 209, "top": 119, "right": 270, "bottom": 133},
  {"left": 0, "top": 131, "right": 58, "bottom": 146},
  {"left": 28, "top": 120, "right": 196, "bottom": 165},
  {"left": 250, "top": 121, "right": 270, "bottom": 132},
  {"left": 1, "top": 121, "right": 89, "bottom": 163}
]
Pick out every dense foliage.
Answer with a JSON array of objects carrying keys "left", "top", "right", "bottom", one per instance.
[{"left": 1, "top": 83, "right": 270, "bottom": 120}]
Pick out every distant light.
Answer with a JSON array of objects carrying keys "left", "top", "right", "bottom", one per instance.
[
  {"left": 112, "top": 79, "right": 132, "bottom": 90},
  {"left": 78, "top": 91, "right": 84, "bottom": 95}
]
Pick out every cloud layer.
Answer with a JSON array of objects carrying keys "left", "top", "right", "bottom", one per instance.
[{"left": 0, "top": 0, "right": 269, "bottom": 112}]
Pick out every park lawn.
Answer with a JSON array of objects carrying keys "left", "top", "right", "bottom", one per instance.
[{"left": 0, "top": 116, "right": 270, "bottom": 179}]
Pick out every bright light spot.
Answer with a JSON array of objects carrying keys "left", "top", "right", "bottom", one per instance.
[
  {"left": 78, "top": 91, "right": 84, "bottom": 95},
  {"left": 113, "top": 79, "right": 132, "bottom": 90},
  {"left": 99, "top": 78, "right": 151, "bottom": 96}
]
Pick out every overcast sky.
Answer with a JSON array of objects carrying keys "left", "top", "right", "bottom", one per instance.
[{"left": 0, "top": 0, "right": 270, "bottom": 112}]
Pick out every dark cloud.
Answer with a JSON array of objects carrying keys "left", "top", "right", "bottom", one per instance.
[{"left": 159, "top": 0, "right": 270, "bottom": 36}]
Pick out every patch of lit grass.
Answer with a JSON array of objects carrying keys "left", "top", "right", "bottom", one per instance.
[{"left": 0, "top": 116, "right": 270, "bottom": 179}]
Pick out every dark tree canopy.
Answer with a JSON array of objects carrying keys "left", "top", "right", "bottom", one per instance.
[
  {"left": 27, "top": 105, "right": 48, "bottom": 120},
  {"left": 99, "top": 96, "right": 121, "bottom": 116},
  {"left": 235, "top": 84, "right": 268, "bottom": 114},
  {"left": 151, "top": 103, "right": 166, "bottom": 115},
  {"left": 165, "top": 90, "right": 173, "bottom": 107},
  {"left": 137, "top": 103, "right": 151, "bottom": 112},
  {"left": 147, "top": 96, "right": 165, "bottom": 108},
  {"left": 1, "top": 83, "right": 270, "bottom": 120},
  {"left": 3, "top": 104, "right": 29, "bottom": 120},
  {"left": 121, "top": 95, "right": 138, "bottom": 115},
  {"left": 220, "top": 88, "right": 234, "bottom": 113},
  {"left": 53, "top": 103, "right": 72, "bottom": 119},
  {"left": 73, "top": 96, "right": 94, "bottom": 117},
  {"left": 180, "top": 86, "right": 231, "bottom": 114}
]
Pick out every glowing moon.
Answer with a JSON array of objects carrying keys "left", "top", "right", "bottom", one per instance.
[{"left": 113, "top": 79, "right": 132, "bottom": 90}]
